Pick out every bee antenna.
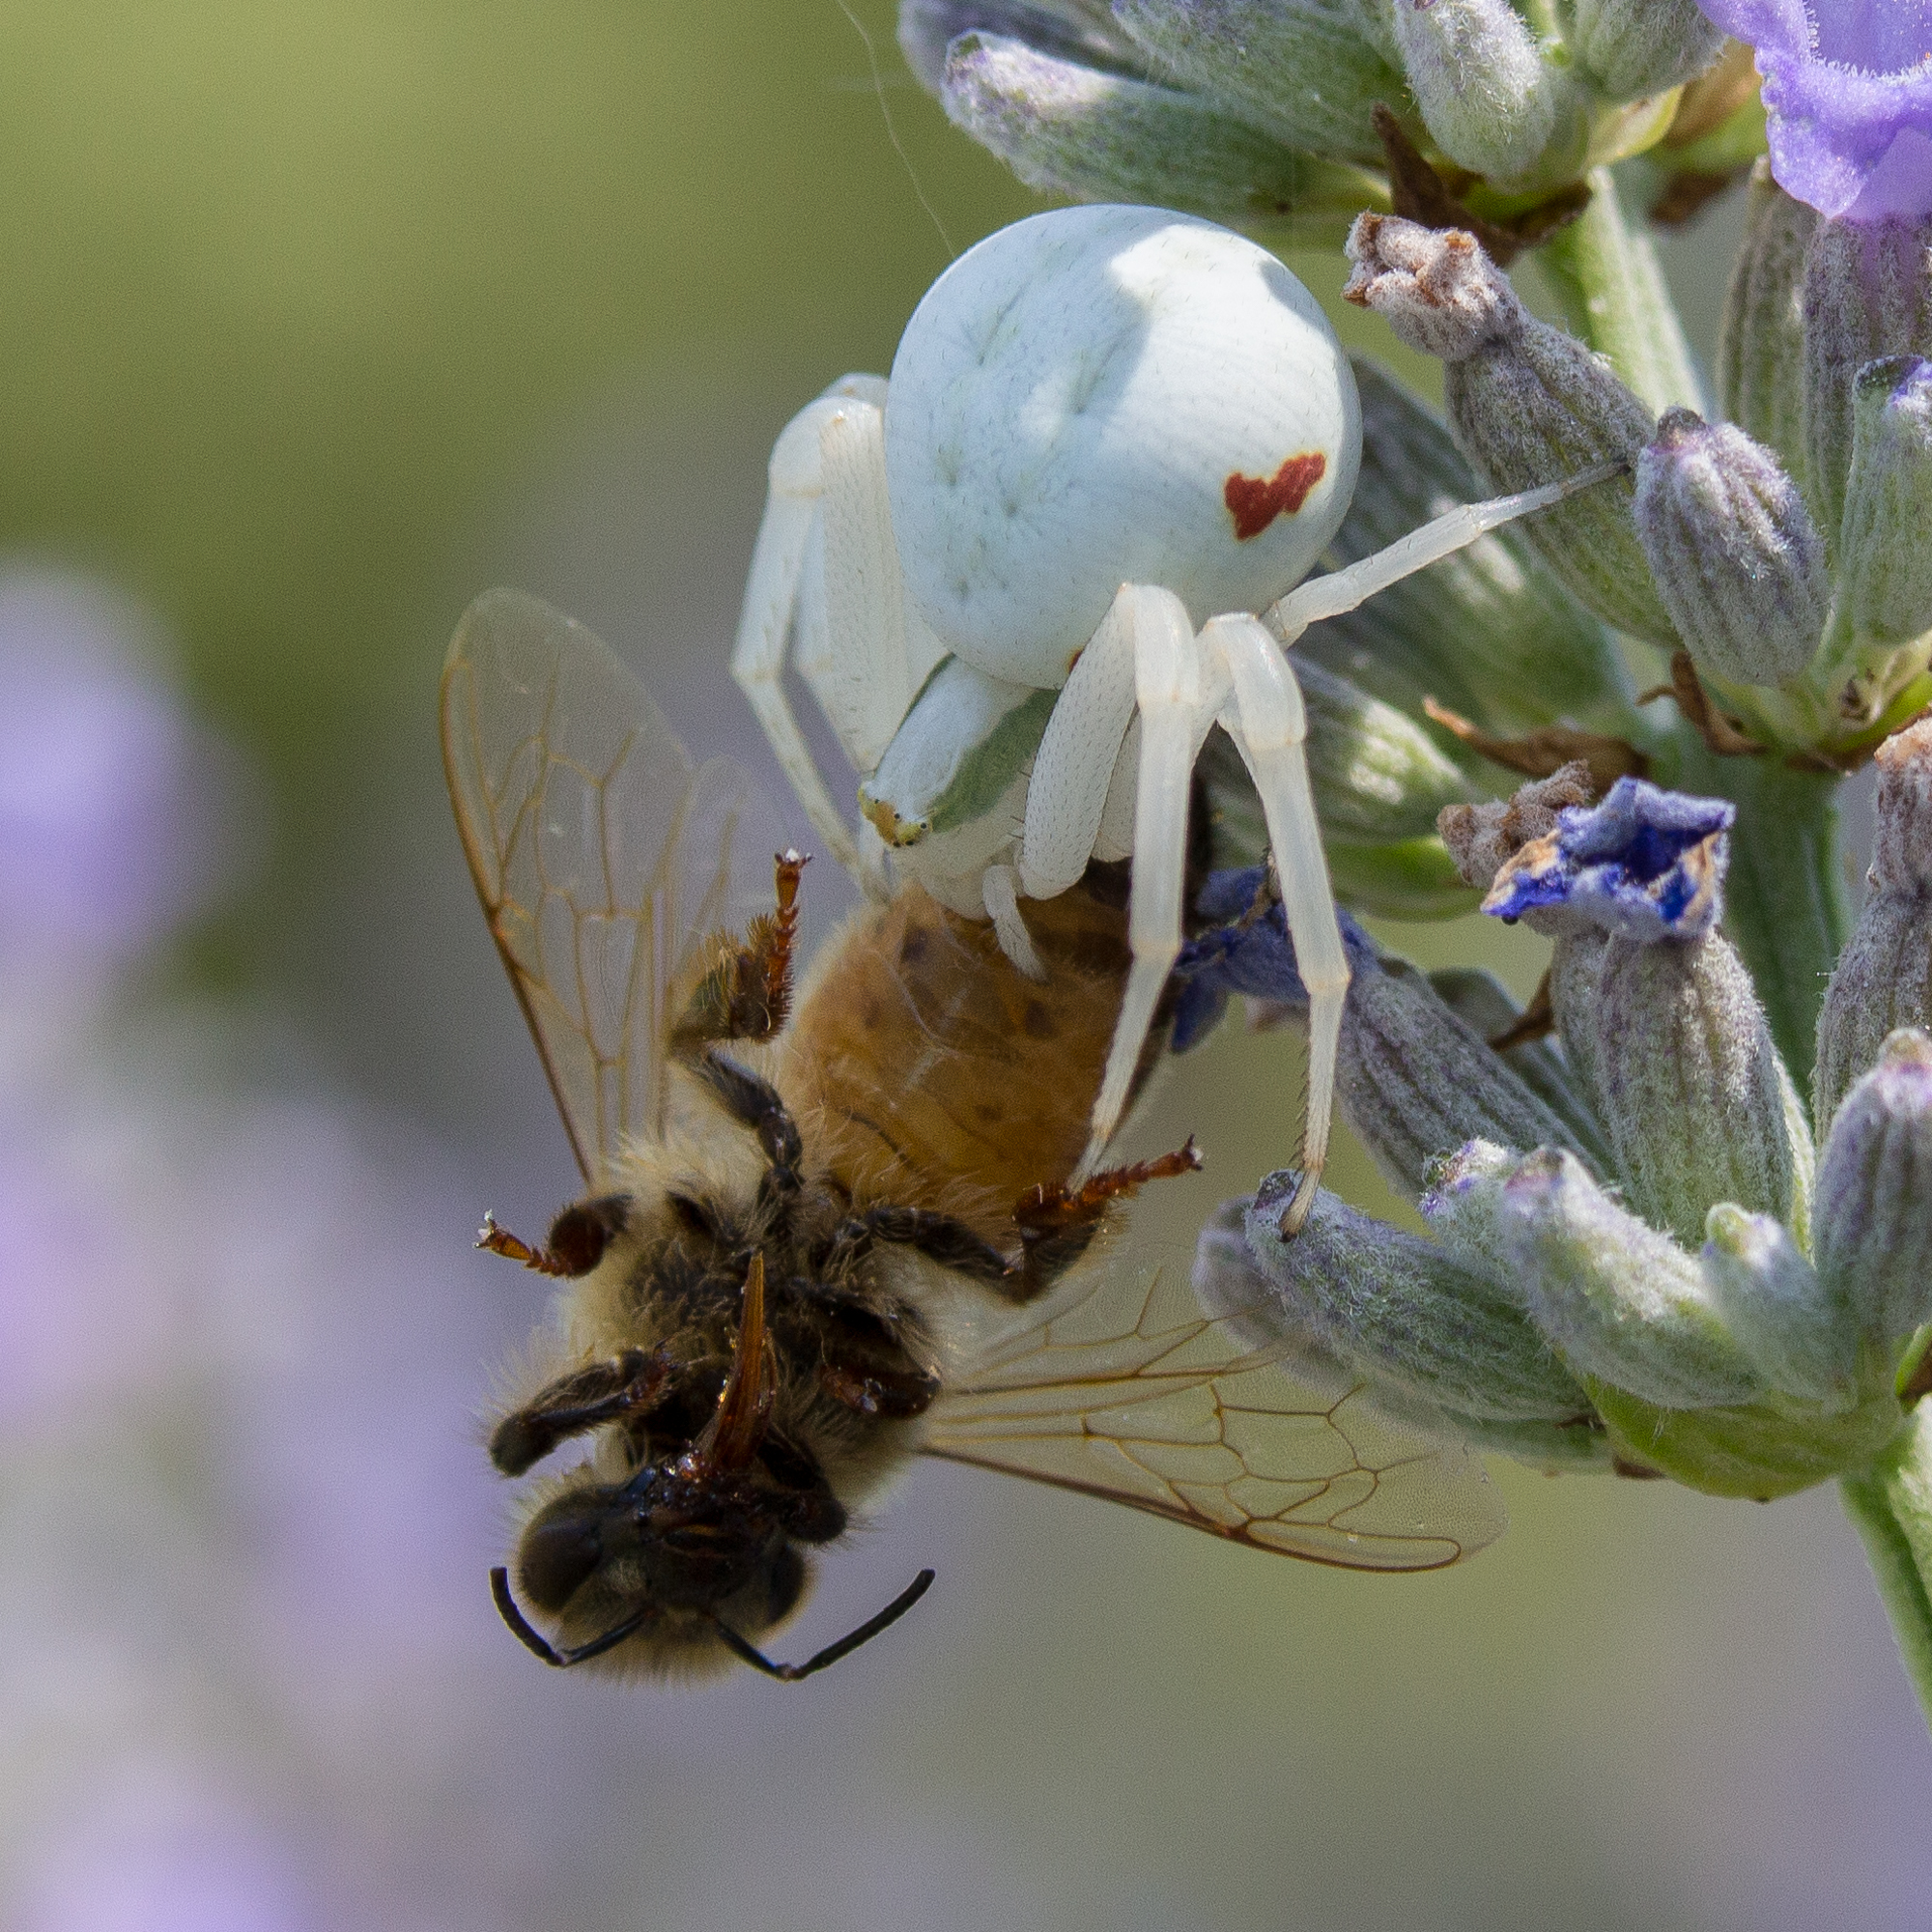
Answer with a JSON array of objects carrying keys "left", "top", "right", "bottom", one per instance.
[
  {"left": 710, "top": 1567, "right": 936, "bottom": 1683},
  {"left": 490, "top": 1567, "right": 651, "bottom": 1668}
]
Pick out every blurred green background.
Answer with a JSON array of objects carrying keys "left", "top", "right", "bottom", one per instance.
[{"left": 1, "top": 7, "right": 1925, "bottom": 1931}]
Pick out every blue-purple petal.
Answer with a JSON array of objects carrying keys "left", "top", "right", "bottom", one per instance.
[
  {"left": 1481, "top": 777, "right": 1734, "bottom": 941},
  {"left": 1699, "top": 0, "right": 1932, "bottom": 217}
]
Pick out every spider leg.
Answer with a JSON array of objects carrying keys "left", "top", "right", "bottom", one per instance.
[
  {"left": 980, "top": 864, "right": 1045, "bottom": 980},
  {"left": 1264, "top": 461, "right": 1626, "bottom": 645},
  {"left": 1076, "top": 590, "right": 1230, "bottom": 1180},
  {"left": 1016, "top": 585, "right": 1143, "bottom": 902},
  {"left": 1208, "top": 614, "right": 1348, "bottom": 1234},
  {"left": 812, "top": 399, "right": 947, "bottom": 788},
  {"left": 731, "top": 383, "right": 881, "bottom": 878}
]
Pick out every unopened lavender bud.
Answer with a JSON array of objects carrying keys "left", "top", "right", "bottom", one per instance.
[
  {"left": 1718, "top": 162, "right": 1815, "bottom": 487},
  {"left": 1816, "top": 718, "right": 1932, "bottom": 1126},
  {"left": 1240, "top": 1176, "right": 1593, "bottom": 1421},
  {"left": 940, "top": 34, "right": 1375, "bottom": 220},
  {"left": 1448, "top": 1147, "right": 1761, "bottom": 1408},
  {"left": 1389, "top": 0, "right": 1576, "bottom": 185},
  {"left": 1427, "top": 966, "right": 1614, "bottom": 1172},
  {"left": 1172, "top": 878, "right": 1599, "bottom": 1194},
  {"left": 1551, "top": 0, "right": 1723, "bottom": 101},
  {"left": 1110, "top": 0, "right": 1403, "bottom": 163},
  {"left": 1300, "top": 360, "right": 1635, "bottom": 739},
  {"left": 1837, "top": 356, "right": 1932, "bottom": 645},
  {"left": 1486, "top": 778, "right": 1809, "bottom": 1249},
  {"left": 1633, "top": 409, "right": 1828, "bottom": 688},
  {"left": 1344, "top": 215, "right": 1675, "bottom": 646},
  {"left": 1801, "top": 213, "right": 1932, "bottom": 542},
  {"left": 1700, "top": 1205, "right": 1855, "bottom": 1406},
  {"left": 1295, "top": 659, "right": 1478, "bottom": 843},
  {"left": 897, "top": 0, "right": 1139, "bottom": 93},
  {"left": 1814, "top": 1030, "right": 1932, "bottom": 1349}
]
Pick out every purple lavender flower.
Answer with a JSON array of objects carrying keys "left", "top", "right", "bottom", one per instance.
[
  {"left": 1697, "top": 1, "right": 1932, "bottom": 218},
  {"left": 1482, "top": 778, "right": 1735, "bottom": 941}
]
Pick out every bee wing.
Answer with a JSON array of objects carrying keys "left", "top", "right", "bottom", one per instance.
[
  {"left": 924, "top": 1247, "right": 1505, "bottom": 1572},
  {"left": 440, "top": 589, "right": 776, "bottom": 1183}
]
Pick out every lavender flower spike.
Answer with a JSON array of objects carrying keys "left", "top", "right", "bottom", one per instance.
[
  {"left": 1483, "top": 777, "right": 1735, "bottom": 943},
  {"left": 1697, "top": 2, "right": 1932, "bottom": 219}
]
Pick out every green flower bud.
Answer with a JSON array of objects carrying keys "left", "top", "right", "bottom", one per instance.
[
  {"left": 1481, "top": 776, "right": 1812, "bottom": 1249},
  {"left": 1324, "top": 836, "right": 1478, "bottom": 920},
  {"left": 1427, "top": 1145, "right": 1761, "bottom": 1408},
  {"left": 1801, "top": 212, "right": 1932, "bottom": 545},
  {"left": 1343, "top": 215, "right": 1676, "bottom": 647},
  {"left": 1700, "top": 1204, "right": 1856, "bottom": 1406},
  {"left": 1718, "top": 161, "right": 1815, "bottom": 491},
  {"left": 939, "top": 32, "right": 1381, "bottom": 227},
  {"left": 1550, "top": 0, "right": 1724, "bottom": 102},
  {"left": 1195, "top": 730, "right": 1476, "bottom": 919},
  {"left": 1193, "top": 1199, "right": 1613, "bottom": 1473},
  {"left": 897, "top": 0, "right": 1140, "bottom": 93},
  {"left": 1837, "top": 356, "right": 1932, "bottom": 647},
  {"left": 1240, "top": 1175, "right": 1595, "bottom": 1422},
  {"left": 1816, "top": 718, "right": 1932, "bottom": 1128},
  {"left": 1814, "top": 1030, "right": 1932, "bottom": 1350},
  {"left": 1426, "top": 965, "right": 1615, "bottom": 1172},
  {"left": 1389, "top": 0, "right": 1577, "bottom": 186},
  {"left": 1175, "top": 895, "right": 1596, "bottom": 1192},
  {"left": 1294, "top": 657, "right": 1480, "bottom": 843},
  {"left": 1633, "top": 408, "right": 1828, "bottom": 689},
  {"left": 1109, "top": 0, "right": 1405, "bottom": 164},
  {"left": 1585, "top": 1377, "right": 1901, "bottom": 1500},
  {"left": 1338, "top": 946, "right": 1606, "bottom": 1198},
  {"left": 1296, "top": 360, "right": 1636, "bottom": 739}
]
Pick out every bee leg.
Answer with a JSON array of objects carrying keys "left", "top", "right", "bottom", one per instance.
[
  {"left": 689, "top": 1052, "right": 806, "bottom": 1211},
  {"left": 1008, "top": 1138, "right": 1206, "bottom": 1300},
  {"left": 488, "top": 1345, "right": 673, "bottom": 1476},
  {"left": 669, "top": 849, "right": 810, "bottom": 1058},
  {"left": 819, "top": 1206, "right": 1013, "bottom": 1288}
]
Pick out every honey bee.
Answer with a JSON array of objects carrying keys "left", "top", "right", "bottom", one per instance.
[{"left": 441, "top": 589, "right": 1502, "bottom": 1683}]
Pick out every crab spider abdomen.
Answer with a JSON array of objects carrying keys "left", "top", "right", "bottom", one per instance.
[{"left": 884, "top": 204, "right": 1362, "bottom": 689}]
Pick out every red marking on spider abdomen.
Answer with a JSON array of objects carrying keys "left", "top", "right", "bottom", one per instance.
[{"left": 1224, "top": 452, "right": 1327, "bottom": 541}]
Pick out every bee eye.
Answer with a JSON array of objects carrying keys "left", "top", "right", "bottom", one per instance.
[
  {"left": 543, "top": 1194, "right": 631, "bottom": 1277},
  {"left": 519, "top": 1503, "right": 606, "bottom": 1612}
]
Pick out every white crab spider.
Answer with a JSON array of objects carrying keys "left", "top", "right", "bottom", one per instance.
[{"left": 731, "top": 205, "right": 1614, "bottom": 1230}]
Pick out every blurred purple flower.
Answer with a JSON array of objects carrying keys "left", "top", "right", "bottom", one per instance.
[
  {"left": 0, "top": 570, "right": 235, "bottom": 978},
  {"left": 1482, "top": 778, "right": 1735, "bottom": 941},
  {"left": 1698, "top": 1, "right": 1932, "bottom": 218}
]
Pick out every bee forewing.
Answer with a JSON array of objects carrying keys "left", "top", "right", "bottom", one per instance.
[
  {"left": 924, "top": 1246, "right": 1505, "bottom": 1572},
  {"left": 441, "top": 589, "right": 780, "bottom": 1180}
]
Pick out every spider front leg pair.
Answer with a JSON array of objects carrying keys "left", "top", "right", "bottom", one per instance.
[{"left": 1015, "top": 585, "right": 1345, "bottom": 1230}]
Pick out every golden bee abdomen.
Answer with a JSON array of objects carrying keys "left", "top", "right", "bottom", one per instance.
[{"left": 780, "top": 880, "right": 1132, "bottom": 1237}]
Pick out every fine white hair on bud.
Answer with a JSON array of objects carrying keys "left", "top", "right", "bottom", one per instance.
[
  {"left": 1344, "top": 214, "right": 1675, "bottom": 646},
  {"left": 1838, "top": 356, "right": 1932, "bottom": 645},
  {"left": 1552, "top": 0, "right": 1724, "bottom": 102},
  {"left": 1718, "top": 162, "right": 1816, "bottom": 492},
  {"left": 1816, "top": 718, "right": 1932, "bottom": 1129},
  {"left": 1389, "top": 0, "right": 1572, "bottom": 185},
  {"left": 1633, "top": 408, "right": 1829, "bottom": 689},
  {"left": 1814, "top": 1029, "right": 1932, "bottom": 1349},
  {"left": 886, "top": 204, "right": 1360, "bottom": 686}
]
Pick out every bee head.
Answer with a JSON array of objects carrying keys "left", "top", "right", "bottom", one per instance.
[{"left": 501, "top": 1460, "right": 814, "bottom": 1677}]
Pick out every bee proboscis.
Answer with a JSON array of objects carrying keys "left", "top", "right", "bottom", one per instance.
[{"left": 441, "top": 589, "right": 1501, "bottom": 1683}]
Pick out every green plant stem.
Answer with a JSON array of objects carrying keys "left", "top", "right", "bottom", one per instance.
[
  {"left": 1538, "top": 166, "right": 1705, "bottom": 416},
  {"left": 1664, "top": 736, "right": 1849, "bottom": 1101},
  {"left": 1841, "top": 1407, "right": 1932, "bottom": 1734}
]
